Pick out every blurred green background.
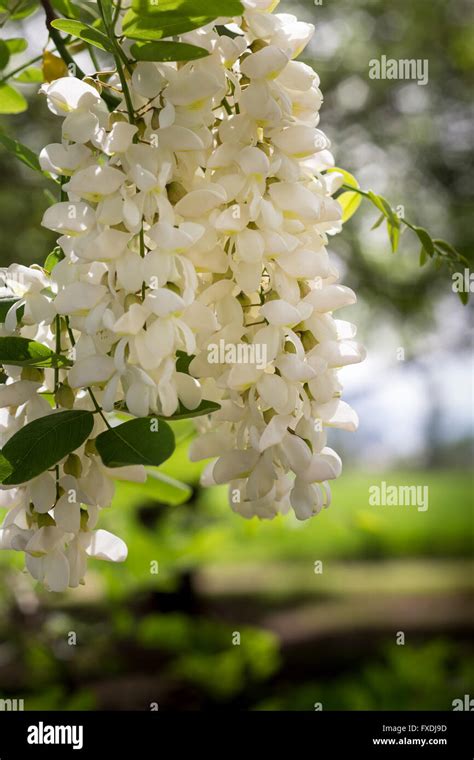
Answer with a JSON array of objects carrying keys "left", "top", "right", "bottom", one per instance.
[{"left": 0, "top": 0, "right": 473, "bottom": 711}]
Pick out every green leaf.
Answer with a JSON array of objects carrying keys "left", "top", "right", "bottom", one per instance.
[
  {"left": 5, "top": 0, "right": 38, "bottom": 20},
  {"left": 0, "top": 297, "right": 23, "bottom": 324},
  {"left": 50, "top": 19, "right": 114, "bottom": 52},
  {"left": 161, "top": 399, "right": 220, "bottom": 420},
  {"left": 143, "top": 470, "right": 192, "bottom": 505},
  {"left": 14, "top": 66, "right": 43, "bottom": 83},
  {"left": 419, "top": 246, "right": 427, "bottom": 267},
  {"left": 43, "top": 188, "right": 59, "bottom": 206},
  {"left": 433, "top": 239, "right": 459, "bottom": 257},
  {"left": 0, "top": 452, "right": 13, "bottom": 483},
  {"left": 132, "top": 0, "right": 243, "bottom": 15},
  {"left": 96, "top": 417, "right": 175, "bottom": 468},
  {"left": 0, "top": 83, "right": 27, "bottom": 114},
  {"left": 413, "top": 226, "right": 435, "bottom": 256},
  {"left": 337, "top": 190, "right": 362, "bottom": 223},
  {"left": 131, "top": 40, "right": 209, "bottom": 62},
  {"left": 434, "top": 240, "right": 469, "bottom": 266},
  {"left": 175, "top": 350, "right": 195, "bottom": 374},
  {"left": 370, "top": 212, "right": 385, "bottom": 230},
  {"left": 367, "top": 190, "right": 399, "bottom": 227},
  {"left": 458, "top": 289, "right": 469, "bottom": 305},
  {"left": 0, "top": 336, "right": 72, "bottom": 368},
  {"left": 51, "top": 0, "right": 82, "bottom": 18},
  {"left": 1, "top": 410, "right": 95, "bottom": 485},
  {"left": 99, "top": 0, "right": 113, "bottom": 24},
  {"left": 0, "top": 133, "right": 41, "bottom": 172},
  {"left": 387, "top": 219, "right": 400, "bottom": 253},
  {"left": 44, "top": 246, "right": 65, "bottom": 273},
  {"left": 0, "top": 40, "right": 11, "bottom": 70},
  {"left": 122, "top": 9, "right": 216, "bottom": 40},
  {"left": 5, "top": 38, "right": 28, "bottom": 54},
  {"left": 367, "top": 190, "right": 385, "bottom": 214}
]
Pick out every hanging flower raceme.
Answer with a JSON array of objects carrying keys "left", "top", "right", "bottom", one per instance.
[{"left": 0, "top": 0, "right": 364, "bottom": 591}]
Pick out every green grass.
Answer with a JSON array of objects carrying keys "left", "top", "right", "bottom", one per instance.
[
  {"left": 195, "top": 468, "right": 474, "bottom": 563},
  {"left": 0, "top": 442, "right": 471, "bottom": 597},
  {"left": 77, "top": 460, "right": 472, "bottom": 597},
  {"left": 157, "top": 429, "right": 473, "bottom": 561}
]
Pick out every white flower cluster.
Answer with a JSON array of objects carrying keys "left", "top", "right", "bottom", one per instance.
[
  {"left": 0, "top": 259, "right": 152, "bottom": 590},
  {"left": 0, "top": 0, "right": 364, "bottom": 590}
]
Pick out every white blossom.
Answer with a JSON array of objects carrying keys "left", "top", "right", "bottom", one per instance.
[{"left": 0, "top": 0, "right": 364, "bottom": 591}]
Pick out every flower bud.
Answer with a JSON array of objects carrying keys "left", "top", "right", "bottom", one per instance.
[
  {"left": 21, "top": 367, "right": 44, "bottom": 382},
  {"left": 55, "top": 383, "right": 75, "bottom": 409},
  {"left": 63, "top": 453, "right": 83, "bottom": 478},
  {"left": 37, "top": 512, "right": 56, "bottom": 528},
  {"left": 166, "top": 182, "right": 187, "bottom": 205},
  {"left": 85, "top": 439, "right": 97, "bottom": 457}
]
